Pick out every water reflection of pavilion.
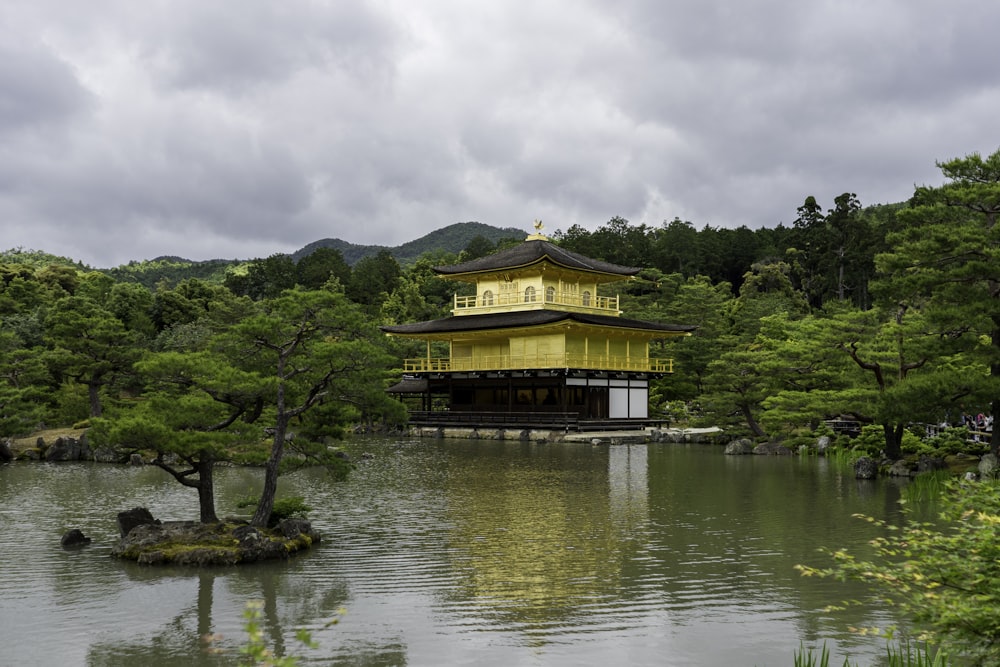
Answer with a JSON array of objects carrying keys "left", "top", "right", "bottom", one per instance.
[{"left": 440, "top": 442, "right": 649, "bottom": 639}]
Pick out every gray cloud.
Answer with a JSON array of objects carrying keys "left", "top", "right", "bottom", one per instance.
[
  {"left": 0, "top": 41, "right": 91, "bottom": 133},
  {"left": 1, "top": 0, "right": 998, "bottom": 267}
]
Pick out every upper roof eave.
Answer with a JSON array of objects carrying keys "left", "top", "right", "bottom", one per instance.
[
  {"left": 380, "top": 309, "right": 697, "bottom": 337},
  {"left": 433, "top": 239, "right": 641, "bottom": 279}
]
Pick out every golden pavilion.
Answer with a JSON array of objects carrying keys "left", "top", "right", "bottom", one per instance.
[{"left": 381, "top": 225, "right": 695, "bottom": 430}]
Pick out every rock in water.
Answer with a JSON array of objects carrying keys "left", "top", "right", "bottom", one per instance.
[
  {"left": 61, "top": 529, "right": 92, "bottom": 548},
  {"left": 117, "top": 507, "right": 160, "bottom": 538},
  {"left": 854, "top": 456, "right": 878, "bottom": 479}
]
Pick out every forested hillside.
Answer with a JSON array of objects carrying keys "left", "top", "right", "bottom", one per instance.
[{"left": 291, "top": 221, "right": 524, "bottom": 265}]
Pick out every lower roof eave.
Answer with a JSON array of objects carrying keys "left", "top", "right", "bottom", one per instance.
[{"left": 407, "top": 368, "right": 669, "bottom": 381}]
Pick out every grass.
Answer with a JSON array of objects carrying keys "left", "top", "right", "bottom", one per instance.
[
  {"left": 901, "top": 469, "right": 953, "bottom": 503},
  {"left": 823, "top": 446, "right": 862, "bottom": 470},
  {"left": 11, "top": 427, "right": 87, "bottom": 450},
  {"left": 8, "top": 427, "right": 88, "bottom": 458},
  {"left": 793, "top": 642, "right": 843, "bottom": 667},
  {"left": 792, "top": 641, "right": 949, "bottom": 667}
]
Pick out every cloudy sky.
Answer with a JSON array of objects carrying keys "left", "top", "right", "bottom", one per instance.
[{"left": 2, "top": 0, "right": 997, "bottom": 268}]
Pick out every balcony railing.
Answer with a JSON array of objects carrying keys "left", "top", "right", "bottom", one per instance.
[
  {"left": 453, "top": 292, "right": 619, "bottom": 314},
  {"left": 400, "top": 353, "right": 673, "bottom": 374}
]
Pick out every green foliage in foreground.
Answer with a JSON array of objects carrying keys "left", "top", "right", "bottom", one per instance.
[
  {"left": 793, "top": 639, "right": 947, "bottom": 666},
  {"left": 207, "top": 599, "right": 339, "bottom": 666},
  {"left": 798, "top": 479, "right": 1000, "bottom": 665},
  {"left": 238, "top": 600, "right": 316, "bottom": 666}
]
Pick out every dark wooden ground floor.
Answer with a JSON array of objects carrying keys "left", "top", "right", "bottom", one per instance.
[{"left": 388, "top": 370, "right": 669, "bottom": 431}]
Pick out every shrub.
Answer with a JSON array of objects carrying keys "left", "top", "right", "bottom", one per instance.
[
  {"left": 237, "top": 495, "right": 312, "bottom": 528},
  {"left": 899, "top": 430, "right": 932, "bottom": 457},
  {"left": 270, "top": 496, "right": 312, "bottom": 526},
  {"left": 924, "top": 427, "right": 985, "bottom": 457},
  {"left": 797, "top": 479, "right": 1000, "bottom": 664},
  {"left": 851, "top": 425, "right": 885, "bottom": 457}
]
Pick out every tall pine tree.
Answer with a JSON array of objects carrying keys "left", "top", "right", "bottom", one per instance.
[{"left": 877, "top": 149, "right": 1000, "bottom": 454}]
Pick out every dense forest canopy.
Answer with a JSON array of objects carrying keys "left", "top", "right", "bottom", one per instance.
[{"left": 2, "top": 148, "right": 999, "bottom": 520}]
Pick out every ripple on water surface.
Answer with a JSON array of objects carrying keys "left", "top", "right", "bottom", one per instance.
[{"left": 0, "top": 441, "right": 904, "bottom": 667}]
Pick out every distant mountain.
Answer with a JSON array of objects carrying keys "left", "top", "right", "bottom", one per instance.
[
  {"left": 88, "top": 221, "right": 527, "bottom": 287},
  {"left": 291, "top": 221, "right": 526, "bottom": 265}
]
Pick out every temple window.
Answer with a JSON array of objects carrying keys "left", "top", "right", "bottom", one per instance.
[
  {"left": 482, "top": 290, "right": 494, "bottom": 306},
  {"left": 524, "top": 286, "right": 537, "bottom": 303},
  {"left": 582, "top": 290, "right": 592, "bottom": 306},
  {"left": 545, "top": 286, "right": 555, "bottom": 302}
]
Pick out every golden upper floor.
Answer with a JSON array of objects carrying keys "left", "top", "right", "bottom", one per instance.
[
  {"left": 452, "top": 281, "right": 620, "bottom": 315},
  {"left": 435, "top": 237, "right": 637, "bottom": 317}
]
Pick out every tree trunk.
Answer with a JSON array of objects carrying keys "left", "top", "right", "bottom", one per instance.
[
  {"left": 197, "top": 457, "right": 219, "bottom": 523},
  {"left": 883, "top": 422, "right": 903, "bottom": 460},
  {"left": 741, "top": 404, "right": 767, "bottom": 438},
  {"left": 993, "top": 319, "right": 1000, "bottom": 457},
  {"left": 991, "top": 396, "right": 1000, "bottom": 458},
  {"left": 837, "top": 246, "right": 846, "bottom": 301},
  {"left": 251, "top": 427, "right": 285, "bottom": 528},
  {"left": 88, "top": 380, "right": 102, "bottom": 418}
]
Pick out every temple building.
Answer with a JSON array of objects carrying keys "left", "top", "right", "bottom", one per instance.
[{"left": 381, "top": 225, "right": 695, "bottom": 430}]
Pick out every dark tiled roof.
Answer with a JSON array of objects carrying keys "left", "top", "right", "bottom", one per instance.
[
  {"left": 387, "top": 376, "right": 429, "bottom": 393},
  {"left": 434, "top": 239, "right": 640, "bottom": 277},
  {"left": 381, "top": 310, "right": 697, "bottom": 336}
]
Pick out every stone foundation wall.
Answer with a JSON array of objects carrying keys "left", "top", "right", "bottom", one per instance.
[{"left": 406, "top": 425, "right": 724, "bottom": 444}]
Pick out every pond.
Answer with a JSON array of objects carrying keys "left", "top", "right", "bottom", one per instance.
[{"left": 0, "top": 437, "right": 910, "bottom": 666}]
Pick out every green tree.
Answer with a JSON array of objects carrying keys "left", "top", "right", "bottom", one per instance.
[
  {"left": 44, "top": 295, "right": 141, "bottom": 418},
  {"left": 153, "top": 278, "right": 253, "bottom": 333},
  {"left": 787, "top": 195, "right": 828, "bottom": 307},
  {"left": 787, "top": 193, "right": 877, "bottom": 309},
  {"left": 0, "top": 265, "right": 45, "bottom": 315},
  {"left": 225, "top": 254, "right": 298, "bottom": 301},
  {"left": 458, "top": 235, "right": 495, "bottom": 261},
  {"left": 552, "top": 223, "right": 599, "bottom": 258},
  {"left": 877, "top": 148, "right": 1000, "bottom": 454},
  {"left": 91, "top": 287, "right": 390, "bottom": 524},
  {"left": 381, "top": 277, "right": 444, "bottom": 325},
  {"left": 296, "top": 247, "right": 351, "bottom": 291},
  {"left": 346, "top": 249, "right": 401, "bottom": 310},
  {"left": 699, "top": 260, "right": 810, "bottom": 436},
  {"left": 826, "top": 192, "right": 865, "bottom": 303},
  {"left": 35, "top": 264, "right": 80, "bottom": 299},
  {"left": 696, "top": 225, "right": 768, "bottom": 293},
  {"left": 590, "top": 216, "right": 652, "bottom": 267},
  {"left": 728, "top": 260, "right": 809, "bottom": 339},
  {"left": 702, "top": 344, "right": 776, "bottom": 437},
  {"left": 760, "top": 302, "right": 971, "bottom": 458},
  {"left": 829, "top": 305, "right": 935, "bottom": 459},
  {"left": 76, "top": 271, "right": 116, "bottom": 304},
  {"left": 0, "top": 331, "right": 51, "bottom": 437},
  {"left": 633, "top": 274, "right": 732, "bottom": 401},
  {"left": 406, "top": 252, "right": 462, "bottom": 314},
  {"left": 107, "top": 282, "right": 156, "bottom": 338},
  {"left": 220, "top": 287, "right": 396, "bottom": 527},
  {"left": 90, "top": 350, "right": 264, "bottom": 523},
  {"left": 650, "top": 218, "right": 701, "bottom": 277},
  {"left": 755, "top": 311, "right": 859, "bottom": 436}
]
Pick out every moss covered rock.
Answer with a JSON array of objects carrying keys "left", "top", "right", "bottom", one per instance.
[{"left": 112, "top": 518, "right": 320, "bottom": 565}]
